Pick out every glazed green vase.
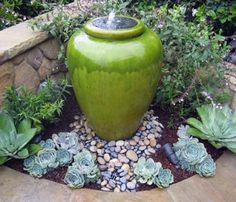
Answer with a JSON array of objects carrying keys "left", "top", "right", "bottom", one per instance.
[{"left": 67, "top": 16, "right": 163, "bottom": 140}]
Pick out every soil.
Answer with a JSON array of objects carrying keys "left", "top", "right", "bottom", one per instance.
[{"left": 6, "top": 88, "right": 224, "bottom": 191}]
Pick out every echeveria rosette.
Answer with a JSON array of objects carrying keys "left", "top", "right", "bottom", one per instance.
[
  {"left": 23, "top": 155, "right": 36, "bottom": 169},
  {"left": 134, "top": 157, "right": 162, "bottom": 185},
  {"left": 27, "top": 163, "right": 47, "bottom": 178},
  {"left": 154, "top": 168, "right": 174, "bottom": 188},
  {"left": 72, "top": 149, "right": 96, "bottom": 175},
  {"left": 52, "top": 132, "right": 83, "bottom": 154},
  {"left": 195, "top": 155, "right": 216, "bottom": 177},
  {"left": 39, "top": 139, "right": 55, "bottom": 149},
  {"left": 177, "top": 142, "right": 208, "bottom": 167},
  {"left": 35, "top": 148, "right": 59, "bottom": 170},
  {"left": 64, "top": 166, "right": 85, "bottom": 188},
  {"left": 86, "top": 166, "right": 100, "bottom": 183},
  {"left": 56, "top": 148, "right": 73, "bottom": 166}
]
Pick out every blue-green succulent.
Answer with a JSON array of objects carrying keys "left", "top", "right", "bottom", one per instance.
[
  {"left": 154, "top": 168, "right": 174, "bottom": 188},
  {"left": 174, "top": 126, "right": 216, "bottom": 177},
  {"left": 56, "top": 148, "right": 73, "bottom": 166},
  {"left": 35, "top": 148, "right": 59, "bottom": 170},
  {"left": 195, "top": 155, "right": 216, "bottom": 177},
  {"left": 39, "top": 139, "right": 55, "bottom": 149},
  {"left": 134, "top": 157, "right": 162, "bottom": 185},
  {"left": 64, "top": 166, "right": 85, "bottom": 188},
  {"left": 52, "top": 132, "right": 83, "bottom": 154}
]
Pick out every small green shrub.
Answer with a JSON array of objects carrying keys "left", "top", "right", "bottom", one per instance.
[
  {"left": 187, "top": 105, "right": 236, "bottom": 153},
  {"left": 0, "top": 112, "right": 41, "bottom": 165},
  {"left": 3, "top": 79, "right": 70, "bottom": 132}
]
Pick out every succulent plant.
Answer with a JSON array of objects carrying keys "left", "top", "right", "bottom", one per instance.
[
  {"left": 23, "top": 155, "right": 36, "bottom": 169},
  {"left": 56, "top": 148, "right": 73, "bottom": 166},
  {"left": 154, "top": 168, "right": 174, "bottom": 188},
  {"left": 39, "top": 139, "right": 56, "bottom": 149},
  {"left": 86, "top": 166, "right": 100, "bottom": 183},
  {"left": 177, "top": 125, "right": 190, "bottom": 138},
  {"left": 26, "top": 163, "right": 47, "bottom": 178},
  {"left": 0, "top": 112, "right": 41, "bottom": 165},
  {"left": 72, "top": 149, "right": 96, "bottom": 175},
  {"left": 35, "top": 148, "right": 59, "bottom": 170},
  {"left": 195, "top": 155, "right": 216, "bottom": 177},
  {"left": 52, "top": 132, "right": 83, "bottom": 154},
  {"left": 64, "top": 166, "right": 85, "bottom": 188},
  {"left": 134, "top": 157, "right": 162, "bottom": 185},
  {"left": 187, "top": 105, "right": 236, "bottom": 153},
  {"left": 177, "top": 142, "right": 208, "bottom": 166}
]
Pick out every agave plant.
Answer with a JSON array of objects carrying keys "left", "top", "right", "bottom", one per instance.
[
  {"left": 187, "top": 105, "right": 236, "bottom": 153},
  {"left": 64, "top": 166, "right": 85, "bottom": 188},
  {"left": 195, "top": 155, "right": 216, "bottom": 177},
  {"left": 154, "top": 168, "right": 174, "bottom": 188},
  {"left": 52, "top": 132, "right": 83, "bottom": 154},
  {"left": 35, "top": 148, "right": 59, "bottom": 170},
  {"left": 134, "top": 157, "right": 162, "bottom": 185},
  {"left": 56, "top": 149, "right": 73, "bottom": 166},
  {"left": 0, "top": 112, "right": 41, "bottom": 165}
]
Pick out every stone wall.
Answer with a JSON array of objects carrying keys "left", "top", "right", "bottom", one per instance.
[{"left": 0, "top": 38, "right": 67, "bottom": 104}]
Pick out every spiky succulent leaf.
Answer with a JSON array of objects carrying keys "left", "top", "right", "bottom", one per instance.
[
  {"left": 154, "top": 168, "right": 174, "bottom": 188},
  {"left": 56, "top": 149, "right": 73, "bottom": 166},
  {"left": 187, "top": 105, "right": 236, "bottom": 153},
  {"left": 134, "top": 157, "right": 162, "bottom": 185},
  {"left": 195, "top": 155, "right": 216, "bottom": 177},
  {"left": 52, "top": 132, "right": 82, "bottom": 154},
  {"left": 64, "top": 166, "right": 85, "bottom": 188}
]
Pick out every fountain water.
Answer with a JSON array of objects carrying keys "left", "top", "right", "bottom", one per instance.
[{"left": 107, "top": 10, "right": 116, "bottom": 29}]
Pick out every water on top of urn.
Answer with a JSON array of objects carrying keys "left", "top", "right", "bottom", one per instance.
[{"left": 92, "top": 11, "right": 137, "bottom": 30}]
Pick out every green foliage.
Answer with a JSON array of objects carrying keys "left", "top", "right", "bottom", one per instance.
[
  {"left": 64, "top": 149, "right": 100, "bottom": 188},
  {"left": 3, "top": 79, "right": 69, "bottom": 132},
  {"left": 187, "top": 105, "right": 236, "bottom": 153},
  {"left": 0, "top": 0, "right": 73, "bottom": 30},
  {"left": 154, "top": 5, "right": 230, "bottom": 117},
  {"left": 29, "top": 8, "right": 88, "bottom": 61},
  {"left": 0, "top": 112, "right": 40, "bottom": 165},
  {"left": 134, "top": 157, "right": 162, "bottom": 185},
  {"left": 52, "top": 132, "right": 82, "bottom": 154},
  {"left": 153, "top": 168, "right": 174, "bottom": 188},
  {"left": 173, "top": 126, "right": 216, "bottom": 177}
]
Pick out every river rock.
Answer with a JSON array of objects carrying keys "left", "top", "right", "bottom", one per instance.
[{"left": 126, "top": 150, "right": 138, "bottom": 162}]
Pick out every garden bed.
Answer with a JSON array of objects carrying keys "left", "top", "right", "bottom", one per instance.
[{"left": 6, "top": 88, "right": 224, "bottom": 192}]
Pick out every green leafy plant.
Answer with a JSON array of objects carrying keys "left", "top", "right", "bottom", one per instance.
[
  {"left": 134, "top": 157, "right": 162, "bottom": 185},
  {"left": 0, "top": 112, "right": 41, "bottom": 165},
  {"left": 187, "top": 105, "right": 236, "bottom": 153},
  {"left": 3, "top": 79, "right": 69, "bottom": 133},
  {"left": 29, "top": 7, "right": 88, "bottom": 61},
  {"left": 173, "top": 125, "right": 216, "bottom": 177},
  {"left": 153, "top": 168, "right": 174, "bottom": 188}
]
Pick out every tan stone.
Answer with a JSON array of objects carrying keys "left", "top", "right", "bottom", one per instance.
[
  {"left": 38, "top": 57, "right": 53, "bottom": 80},
  {"left": 26, "top": 47, "right": 43, "bottom": 70},
  {"left": 0, "top": 62, "right": 14, "bottom": 105},
  {"left": 12, "top": 53, "right": 25, "bottom": 65},
  {"left": 39, "top": 38, "right": 60, "bottom": 60},
  {"left": 14, "top": 61, "right": 40, "bottom": 91}
]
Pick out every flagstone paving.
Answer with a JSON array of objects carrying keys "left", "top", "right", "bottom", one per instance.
[{"left": 0, "top": 151, "right": 235, "bottom": 202}]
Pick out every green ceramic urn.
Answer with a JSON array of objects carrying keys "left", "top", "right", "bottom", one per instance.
[{"left": 67, "top": 16, "right": 163, "bottom": 140}]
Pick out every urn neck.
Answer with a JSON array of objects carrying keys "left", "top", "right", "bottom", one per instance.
[{"left": 84, "top": 16, "right": 145, "bottom": 40}]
